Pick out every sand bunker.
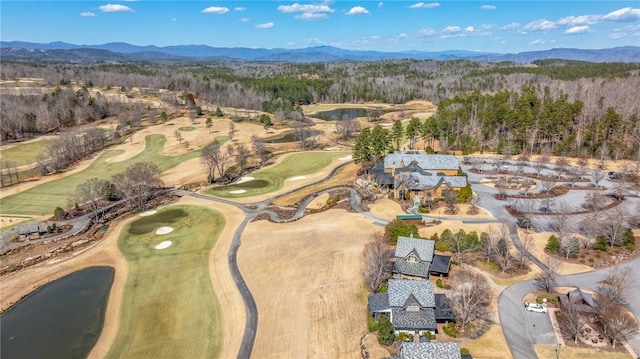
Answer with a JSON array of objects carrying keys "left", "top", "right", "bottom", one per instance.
[
  {"left": 154, "top": 241, "right": 172, "bottom": 249},
  {"left": 139, "top": 210, "right": 157, "bottom": 217},
  {"left": 229, "top": 189, "right": 247, "bottom": 194},
  {"left": 288, "top": 176, "right": 308, "bottom": 181},
  {"left": 339, "top": 155, "right": 352, "bottom": 160},
  {"left": 236, "top": 176, "right": 255, "bottom": 184},
  {"left": 155, "top": 226, "right": 174, "bottom": 235}
]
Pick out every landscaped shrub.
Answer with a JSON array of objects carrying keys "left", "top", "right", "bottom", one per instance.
[
  {"left": 545, "top": 235, "right": 560, "bottom": 254},
  {"left": 418, "top": 205, "right": 430, "bottom": 213},
  {"left": 53, "top": 206, "right": 66, "bottom": 220},
  {"left": 378, "top": 283, "right": 388, "bottom": 293},
  {"left": 377, "top": 316, "right": 395, "bottom": 345},
  {"left": 623, "top": 228, "right": 636, "bottom": 251},
  {"left": 443, "top": 322, "right": 458, "bottom": 338},
  {"left": 460, "top": 348, "right": 470, "bottom": 355},
  {"left": 407, "top": 334, "right": 414, "bottom": 342},
  {"left": 425, "top": 146, "right": 435, "bottom": 154},
  {"left": 367, "top": 313, "right": 379, "bottom": 332},
  {"left": 593, "top": 235, "right": 608, "bottom": 251},
  {"left": 436, "top": 278, "right": 444, "bottom": 288},
  {"left": 397, "top": 332, "right": 407, "bottom": 342}
]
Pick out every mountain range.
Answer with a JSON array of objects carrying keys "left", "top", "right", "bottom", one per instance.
[{"left": 1, "top": 41, "right": 639, "bottom": 63}]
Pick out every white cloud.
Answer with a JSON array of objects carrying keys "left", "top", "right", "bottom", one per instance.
[
  {"left": 616, "top": 24, "right": 640, "bottom": 31},
  {"left": 564, "top": 25, "right": 590, "bottom": 34},
  {"left": 465, "top": 26, "right": 474, "bottom": 32},
  {"left": 398, "top": 33, "right": 409, "bottom": 38},
  {"left": 304, "top": 38, "right": 326, "bottom": 45},
  {"left": 480, "top": 5, "right": 496, "bottom": 10},
  {"left": 378, "top": 2, "right": 384, "bottom": 8},
  {"left": 202, "top": 6, "right": 229, "bottom": 14},
  {"left": 346, "top": 6, "right": 370, "bottom": 16},
  {"left": 278, "top": 3, "right": 334, "bottom": 14},
  {"left": 521, "top": 19, "right": 557, "bottom": 32},
  {"left": 529, "top": 39, "right": 545, "bottom": 45},
  {"left": 409, "top": 2, "right": 440, "bottom": 9},
  {"left": 171, "top": 17, "right": 178, "bottom": 22},
  {"left": 609, "top": 32, "right": 627, "bottom": 39},
  {"left": 99, "top": 4, "right": 134, "bottom": 13},
  {"left": 80, "top": 12, "right": 96, "bottom": 17},
  {"left": 501, "top": 22, "right": 520, "bottom": 30},
  {"left": 240, "top": 17, "right": 250, "bottom": 22},
  {"left": 417, "top": 28, "right": 436, "bottom": 37},
  {"left": 235, "top": 7, "right": 246, "bottom": 12},
  {"left": 295, "top": 13, "right": 328, "bottom": 20},
  {"left": 442, "top": 25, "right": 461, "bottom": 33},
  {"left": 255, "top": 22, "right": 274, "bottom": 29},
  {"left": 603, "top": 7, "right": 640, "bottom": 21},
  {"left": 557, "top": 15, "right": 601, "bottom": 26}
]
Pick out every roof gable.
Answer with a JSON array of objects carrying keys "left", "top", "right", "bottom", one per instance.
[
  {"left": 400, "top": 342, "right": 462, "bottom": 359},
  {"left": 396, "top": 236, "right": 435, "bottom": 261},
  {"left": 388, "top": 279, "right": 435, "bottom": 308},
  {"left": 385, "top": 152, "right": 460, "bottom": 171}
]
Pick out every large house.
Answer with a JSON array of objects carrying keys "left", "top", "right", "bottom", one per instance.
[
  {"left": 399, "top": 342, "right": 463, "bottom": 359},
  {"left": 369, "top": 151, "right": 467, "bottom": 201},
  {"left": 393, "top": 235, "right": 452, "bottom": 279},
  {"left": 559, "top": 288, "right": 600, "bottom": 315},
  {"left": 368, "top": 279, "right": 454, "bottom": 336}
]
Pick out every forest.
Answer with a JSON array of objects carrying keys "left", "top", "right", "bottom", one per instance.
[{"left": 1, "top": 58, "right": 639, "bottom": 160}]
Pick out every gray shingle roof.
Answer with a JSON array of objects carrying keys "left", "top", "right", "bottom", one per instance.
[
  {"left": 385, "top": 152, "right": 460, "bottom": 171},
  {"left": 395, "top": 236, "right": 435, "bottom": 262},
  {"left": 368, "top": 293, "right": 390, "bottom": 313},
  {"left": 388, "top": 279, "right": 435, "bottom": 308},
  {"left": 434, "top": 294, "right": 455, "bottom": 322},
  {"left": 394, "top": 172, "right": 467, "bottom": 190},
  {"left": 394, "top": 260, "right": 431, "bottom": 278},
  {"left": 430, "top": 254, "right": 451, "bottom": 275},
  {"left": 443, "top": 175, "right": 468, "bottom": 188},
  {"left": 391, "top": 308, "right": 436, "bottom": 331},
  {"left": 400, "top": 342, "right": 462, "bottom": 359}
]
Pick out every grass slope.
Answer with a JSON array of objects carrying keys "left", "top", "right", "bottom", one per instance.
[
  {"left": 0, "top": 135, "right": 200, "bottom": 216},
  {"left": 0, "top": 140, "right": 50, "bottom": 166},
  {"left": 107, "top": 205, "right": 224, "bottom": 358},
  {"left": 204, "top": 151, "right": 349, "bottom": 198}
]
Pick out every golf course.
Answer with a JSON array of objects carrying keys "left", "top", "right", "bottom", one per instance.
[
  {"left": 204, "top": 151, "right": 350, "bottom": 198},
  {"left": 0, "top": 134, "right": 200, "bottom": 216},
  {"left": 106, "top": 205, "right": 224, "bottom": 358}
]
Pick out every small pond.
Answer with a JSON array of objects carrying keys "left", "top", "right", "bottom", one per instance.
[
  {"left": 314, "top": 108, "right": 388, "bottom": 121},
  {"left": 268, "top": 131, "right": 321, "bottom": 143},
  {"left": 0, "top": 267, "right": 115, "bottom": 359}
]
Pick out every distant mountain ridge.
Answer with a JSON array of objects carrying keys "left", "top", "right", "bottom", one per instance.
[{"left": 1, "top": 41, "right": 639, "bottom": 63}]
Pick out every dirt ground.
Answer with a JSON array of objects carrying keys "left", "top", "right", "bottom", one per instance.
[{"left": 238, "top": 208, "right": 379, "bottom": 358}]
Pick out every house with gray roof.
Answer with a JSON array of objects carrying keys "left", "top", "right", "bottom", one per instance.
[
  {"left": 393, "top": 236, "right": 452, "bottom": 278},
  {"left": 369, "top": 279, "right": 455, "bottom": 336},
  {"left": 369, "top": 151, "right": 467, "bottom": 202},
  {"left": 399, "top": 342, "right": 462, "bottom": 359},
  {"left": 559, "top": 288, "right": 600, "bottom": 315}
]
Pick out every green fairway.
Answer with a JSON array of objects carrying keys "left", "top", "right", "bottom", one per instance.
[
  {"left": 204, "top": 151, "right": 349, "bottom": 198},
  {"left": 0, "top": 140, "right": 50, "bottom": 166},
  {"left": 178, "top": 126, "right": 196, "bottom": 131},
  {"left": 0, "top": 135, "right": 200, "bottom": 216},
  {"left": 213, "top": 135, "right": 230, "bottom": 145},
  {"left": 107, "top": 205, "right": 224, "bottom": 358}
]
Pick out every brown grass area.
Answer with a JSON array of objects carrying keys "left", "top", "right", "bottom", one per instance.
[
  {"left": 368, "top": 198, "right": 404, "bottom": 221},
  {"left": 533, "top": 344, "right": 633, "bottom": 359},
  {"left": 238, "top": 208, "right": 378, "bottom": 358},
  {"left": 462, "top": 325, "right": 513, "bottom": 359},
  {"left": 520, "top": 229, "right": 594, "bottom": 275}
]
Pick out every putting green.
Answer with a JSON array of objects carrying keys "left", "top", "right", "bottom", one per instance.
[
  {"left": 178, "top": 126, "right": 196, "bottom": 131},
  {"left": 0, "top": 134, "right": 200, "bottom": 216},
  {"left": 204, "top": 151, "right": 349, "bottom": 198},
  {"left": 107, "top": 205, "right": 224, "bottom": 358}
]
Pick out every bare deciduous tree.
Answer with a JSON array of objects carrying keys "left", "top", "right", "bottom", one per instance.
[
  {"left": 597, "top": 267, "right": 634, "bottom": 306},
  {"left": 449, "top": 267, "right": 492, "bottom": 335},
  {"left": 234, "top": 144, "right": 250, "bottom": 174},
  {"left": 560, "top": 301, "right": 585, "bottom": 344},
  {"left": 112, "top": 162, "right": 163, "bottom": 210},
  {"left": 70, "top": 178, "right": 110, "bottom": 212},
  {"left": 361, "top": 232, "right": 393, "bottom": 292},
  {"left": 597, "top": 302, "right": 639, "bottom": 348},
  {"left": 251, "top": 135, "right": 268, "bottom": 167},
  {"left": 534, "top": 257, "right": 559, "bottom": 293},
  {"left": 335, "top": 116, "right": 360, "bottom": 141}
]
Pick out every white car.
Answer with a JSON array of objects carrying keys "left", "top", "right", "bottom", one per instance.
[{"left": 524, "top": 302, "right": 548, "bottom": 313}]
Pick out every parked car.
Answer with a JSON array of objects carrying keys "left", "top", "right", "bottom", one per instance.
[{"left": 524, "top": 301, "right": 548, "bottom": 313}]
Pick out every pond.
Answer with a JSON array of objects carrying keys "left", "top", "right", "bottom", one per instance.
[
  {"left": 0, "top": 267, "right": 115, "bottom": 359},
  {"left": 313, "top": 108, "right": 387, "bottom": 121},
  {"left": 267, "top": 131, "right": 321, "bottom": 143}
]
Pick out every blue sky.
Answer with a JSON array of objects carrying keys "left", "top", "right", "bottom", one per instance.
[{"left": 1, "top": 1, "right": 639, "bottom": 53}]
